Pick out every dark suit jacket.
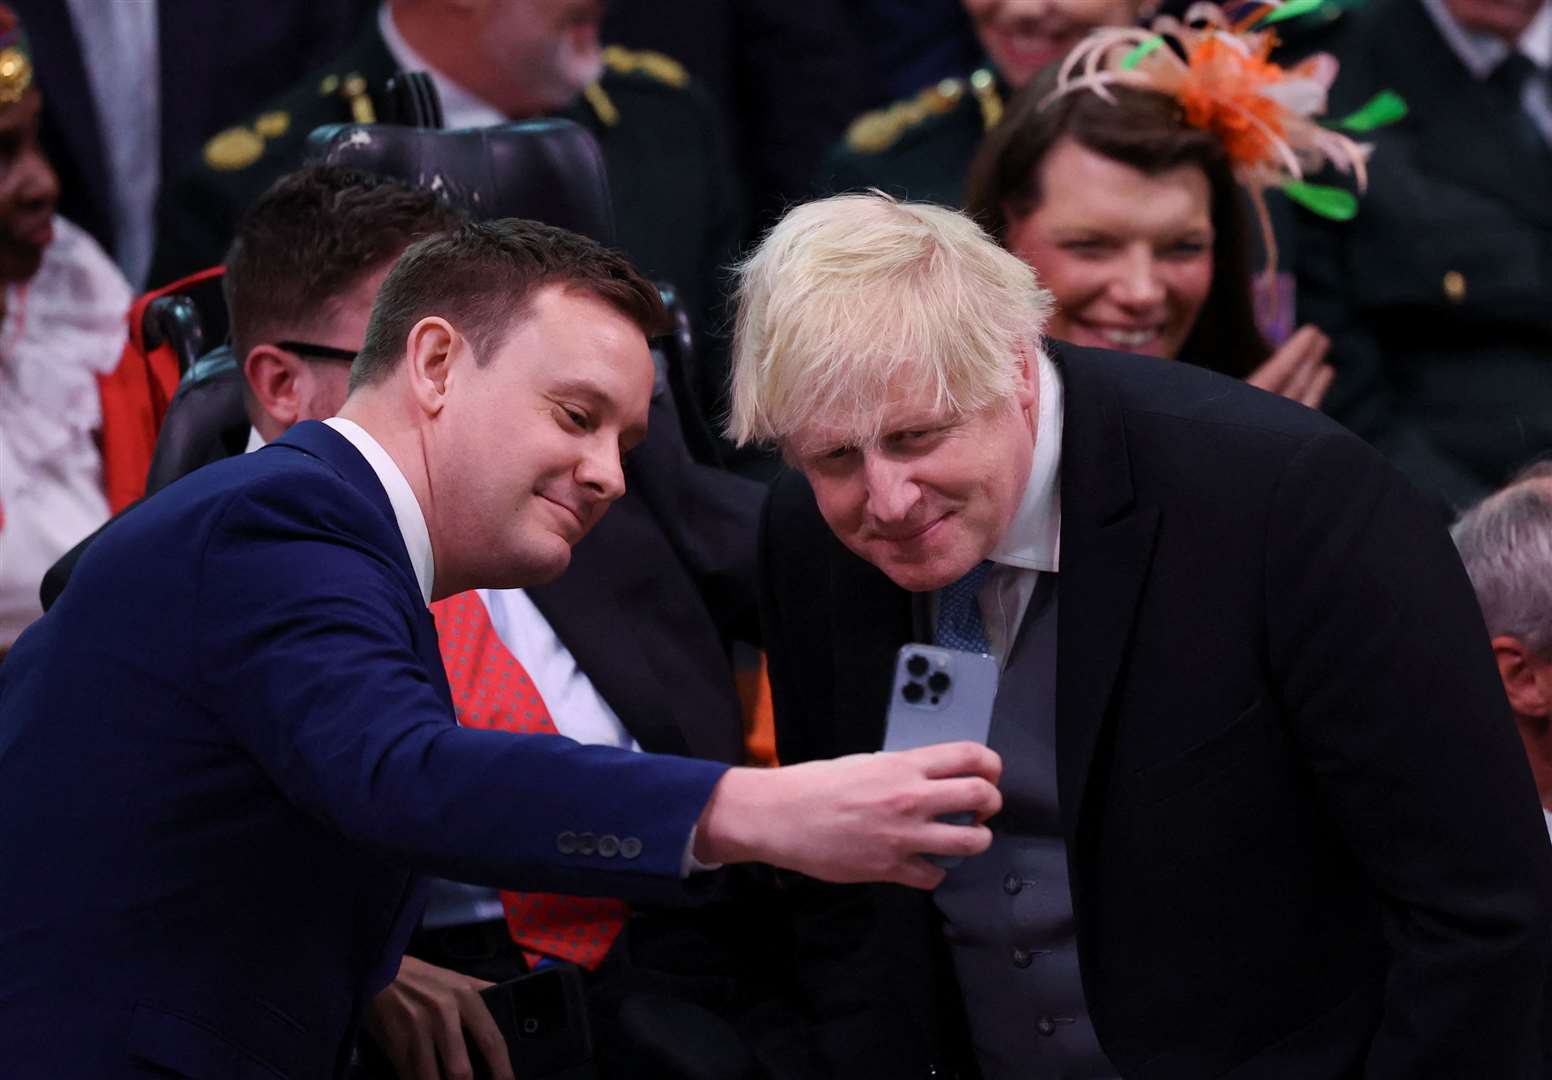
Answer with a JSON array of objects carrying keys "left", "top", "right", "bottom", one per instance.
[
  {"left": 1295, "top": 0, "right": 1552, "bottom": 510},
  {"left": 13, "top": 0, "right": 374, "bottom": 260},
  {"left": 759, "top": 344, "right": 1552, "bottom": 1078},
  {"left": 0, "top": 421, "right": 726, "bottom": 1079}
]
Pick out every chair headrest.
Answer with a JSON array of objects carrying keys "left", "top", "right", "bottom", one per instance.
[{"left": 304, "top": 119, "right": 616, "bottom": 245}]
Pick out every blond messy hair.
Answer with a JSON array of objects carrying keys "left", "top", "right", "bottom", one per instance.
[{"left": 726, "top": 192, "right": 1053, "bottom": 448}]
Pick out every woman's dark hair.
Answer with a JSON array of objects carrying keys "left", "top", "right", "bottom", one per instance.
[{"left": 964, "top": 65, "right": 1270, "bottom": 376}]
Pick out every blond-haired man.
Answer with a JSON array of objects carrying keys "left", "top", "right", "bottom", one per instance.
[{"left": 735, "top": 193, "right": 1551, "bottom": 1078}]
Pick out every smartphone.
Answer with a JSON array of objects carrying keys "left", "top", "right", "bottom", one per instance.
[
  {"left": 883, "top": 644, "right": 999, "bottom": 869},
  {"left": 467, "top": 964, "right": 592, "bottom": 1080}
]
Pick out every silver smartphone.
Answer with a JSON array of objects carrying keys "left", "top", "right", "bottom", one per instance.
[{"left": 883, "top": 644, "right": 999, "bottom": 869}]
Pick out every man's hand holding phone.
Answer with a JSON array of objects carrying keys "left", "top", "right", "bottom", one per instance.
[{"left": 694, "top": 741, "right": 1002, "bottom": 890}]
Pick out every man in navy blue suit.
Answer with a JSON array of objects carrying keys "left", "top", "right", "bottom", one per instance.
[{"left": 0, "top": 216, "right": 1003, "bottom": 1078}]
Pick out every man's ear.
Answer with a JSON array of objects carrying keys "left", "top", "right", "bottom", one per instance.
[
  {"left": 1012, "top": 345, "right": 1039, "bottom": 411},
  {"left": 243, "top": 346, "right": 304, "bottom": 434},
  {"left": 1492, "top": 635, "right": 1552, "bottom": 719},
  {"left": 403, "top": 317, "right": 459, "bottom": 418}
]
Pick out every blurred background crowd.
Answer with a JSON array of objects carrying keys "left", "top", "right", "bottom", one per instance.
[{"left": 5, "top": 0, "right": 1549, "bottom": 654}]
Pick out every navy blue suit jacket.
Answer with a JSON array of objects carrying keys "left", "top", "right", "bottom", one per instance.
[{"left": 0, "top": 421, "right": 726, "bottom": 1078}]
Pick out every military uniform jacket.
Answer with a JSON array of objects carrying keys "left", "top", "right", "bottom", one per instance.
[
  {"left": 150, "top": 24, "right": 743, "bottom": 344},
  {"left": 815, "top": 68, "right": 1003, "bottom": 207}
]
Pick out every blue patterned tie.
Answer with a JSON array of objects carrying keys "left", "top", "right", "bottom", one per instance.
[{"left": 935, "top": 560, "right": 994, "bottom": 655}]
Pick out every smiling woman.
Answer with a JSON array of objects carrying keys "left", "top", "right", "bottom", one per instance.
[{"left": 965, "top": 57, "right": 1335, "bottom": 408}]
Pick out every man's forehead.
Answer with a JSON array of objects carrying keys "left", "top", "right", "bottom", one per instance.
[{"left": 787, "top": 393, "right": 959, "bottom": 454}]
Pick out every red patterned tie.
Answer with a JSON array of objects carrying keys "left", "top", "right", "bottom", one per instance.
[{"left": 431, "top": 589, "right": 628, "bottom": 971}]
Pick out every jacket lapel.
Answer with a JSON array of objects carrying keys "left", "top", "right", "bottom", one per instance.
[
  {"left": 1051, "top": 347, "right": 1159, "bottom": 847},
  {"left": 832, "top": 540, "right": 915, "bottom": 757}
]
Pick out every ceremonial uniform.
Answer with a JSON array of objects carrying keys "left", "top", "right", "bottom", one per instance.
[
  {"left": 150, "top": 23, "right": 743, "bottom": 348},
  {"left": 815, "top": 68, "right": 1003, "bottom": 207}
]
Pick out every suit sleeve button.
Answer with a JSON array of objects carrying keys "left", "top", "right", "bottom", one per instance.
[
  {"left": 598, "top": 834, "right": 620, "bottom": 858},
  {"left": 1002, "top": 873, "right": 1024, "bottom": 895},
  {"left": 1036, "top": 1017, "right": 1056, "bottom": 1036},
  {"left": 556, "top": 831, "right": 578, "bottom": 855},
  {"left": 619, "top": 836, "right": 642, "bottom": 860},
  {"left": 577, "top": 831, "right": 597, "bottom": 856}
]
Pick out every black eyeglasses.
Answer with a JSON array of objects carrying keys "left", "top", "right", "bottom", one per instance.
[{"left": 276, "top": 340, "right": 358, "bottom": 364}]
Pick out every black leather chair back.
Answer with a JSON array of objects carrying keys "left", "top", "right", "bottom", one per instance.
[
  {"left": 306, "top": 119, "right": 616, "bottom": 246},
  {"left": 144, "top": 345, "right": 251, "bottom": 497}
]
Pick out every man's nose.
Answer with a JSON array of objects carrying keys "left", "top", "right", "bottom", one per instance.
[
  {"left": 576, "top": 439, "right": 627, "bottom": 503},
  {"left": 862, "top": 453, "right": 921, "bottom": 522}
]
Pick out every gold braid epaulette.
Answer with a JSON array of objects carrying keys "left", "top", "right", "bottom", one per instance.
[
  {"left": 601, "top": 45, "right": 689, "bottom": 88},
  {"left": 845, "top": 68, "right": 1001, "bottom": 155}
]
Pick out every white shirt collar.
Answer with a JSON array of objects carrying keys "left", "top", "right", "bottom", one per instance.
[
  {"left": 988, "top": 347, "right": 1063, "bottom": 573},
  {"left": 323, "top": 416, "right": 436, "bottom": 606},
  {"left": 377, "top": 3, "right": 510, "bottom": 128},
  {"left": 1420, "top": 0, "right": 1551, "bottom": 78},
  {"left": 243, "top": 425, "right": 266, "bottom": 455}
]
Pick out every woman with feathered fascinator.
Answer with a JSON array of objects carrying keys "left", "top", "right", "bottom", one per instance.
[{"left": 966, "top": 0, "right": 1404, "bottom": 407}]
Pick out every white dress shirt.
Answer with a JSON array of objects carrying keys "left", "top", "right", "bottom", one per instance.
[
  {"left": 933, "top": 350, "right": 1064, "bottom": 667},
  {"left": 1421, "top": 0, "right": 1552, "bottom": 144}
]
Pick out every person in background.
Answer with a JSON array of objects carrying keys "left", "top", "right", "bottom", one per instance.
[
  {"left": 11, "top": 0, "right": 374, "bottom": 288},
  {"left": 1453, "top": 459, "right": 1552, "bottom": 841},
  {"left": 151, "top": 0, "right": 740, "bottom": 368},
  {"left": 818, "top": 0, "right": 1150, "bottom": 207},
  {"left": 964, "top": 61, "right": 1333, "bottom": 407},
  {"left": 1294, "top": 0, "right": 1552, "bottom": 510},
  {"left": 0, "top": 4, "right": 131, "bottom": 654}
]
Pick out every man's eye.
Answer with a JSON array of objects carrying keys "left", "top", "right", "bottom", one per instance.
[
  {"left": 559, "top": 406, "right": 592, "bottom": 431},
  {"left": 888, "top": 428, "right": 936, "bottom": 447}
]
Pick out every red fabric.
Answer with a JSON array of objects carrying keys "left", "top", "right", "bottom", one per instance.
[
  {"left": 430, "top": 590, "right": 627, "bottom": 971},
  {"left": 96, "top": 266, "right": 224, "bottom": 513}
]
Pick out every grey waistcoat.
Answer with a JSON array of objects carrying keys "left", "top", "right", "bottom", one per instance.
[{"left": 932, "top": 574, "right": 1118, "bottom": 1079}]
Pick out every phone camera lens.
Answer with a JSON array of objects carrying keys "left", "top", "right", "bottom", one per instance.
[
  {"left": 906, "top": 654, "right": 929, "bottom": 677},
  {"left": 928, "top": 671, "right": 951, "bottom": 694},
  {"left": 902, "top": 681, "right": 925, "bottom": 704}
]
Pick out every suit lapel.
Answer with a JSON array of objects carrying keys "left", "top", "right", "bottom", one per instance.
[
  {"left": 1052, "top": 348, "right": 1159, "bottom": 845},
  {"left": 831, "top": 537, "right": 915, "bottom": 757}
]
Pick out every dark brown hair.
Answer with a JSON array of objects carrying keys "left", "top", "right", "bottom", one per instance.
[
  {"left": 223, "top": 164, "right": 463, "bottom": 361},
  {"left": 964, "top": 66, "right": 1270, "bottom": 376},
  {"left": 350, "top": 218, "right": 669, "bottom": 390}
]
